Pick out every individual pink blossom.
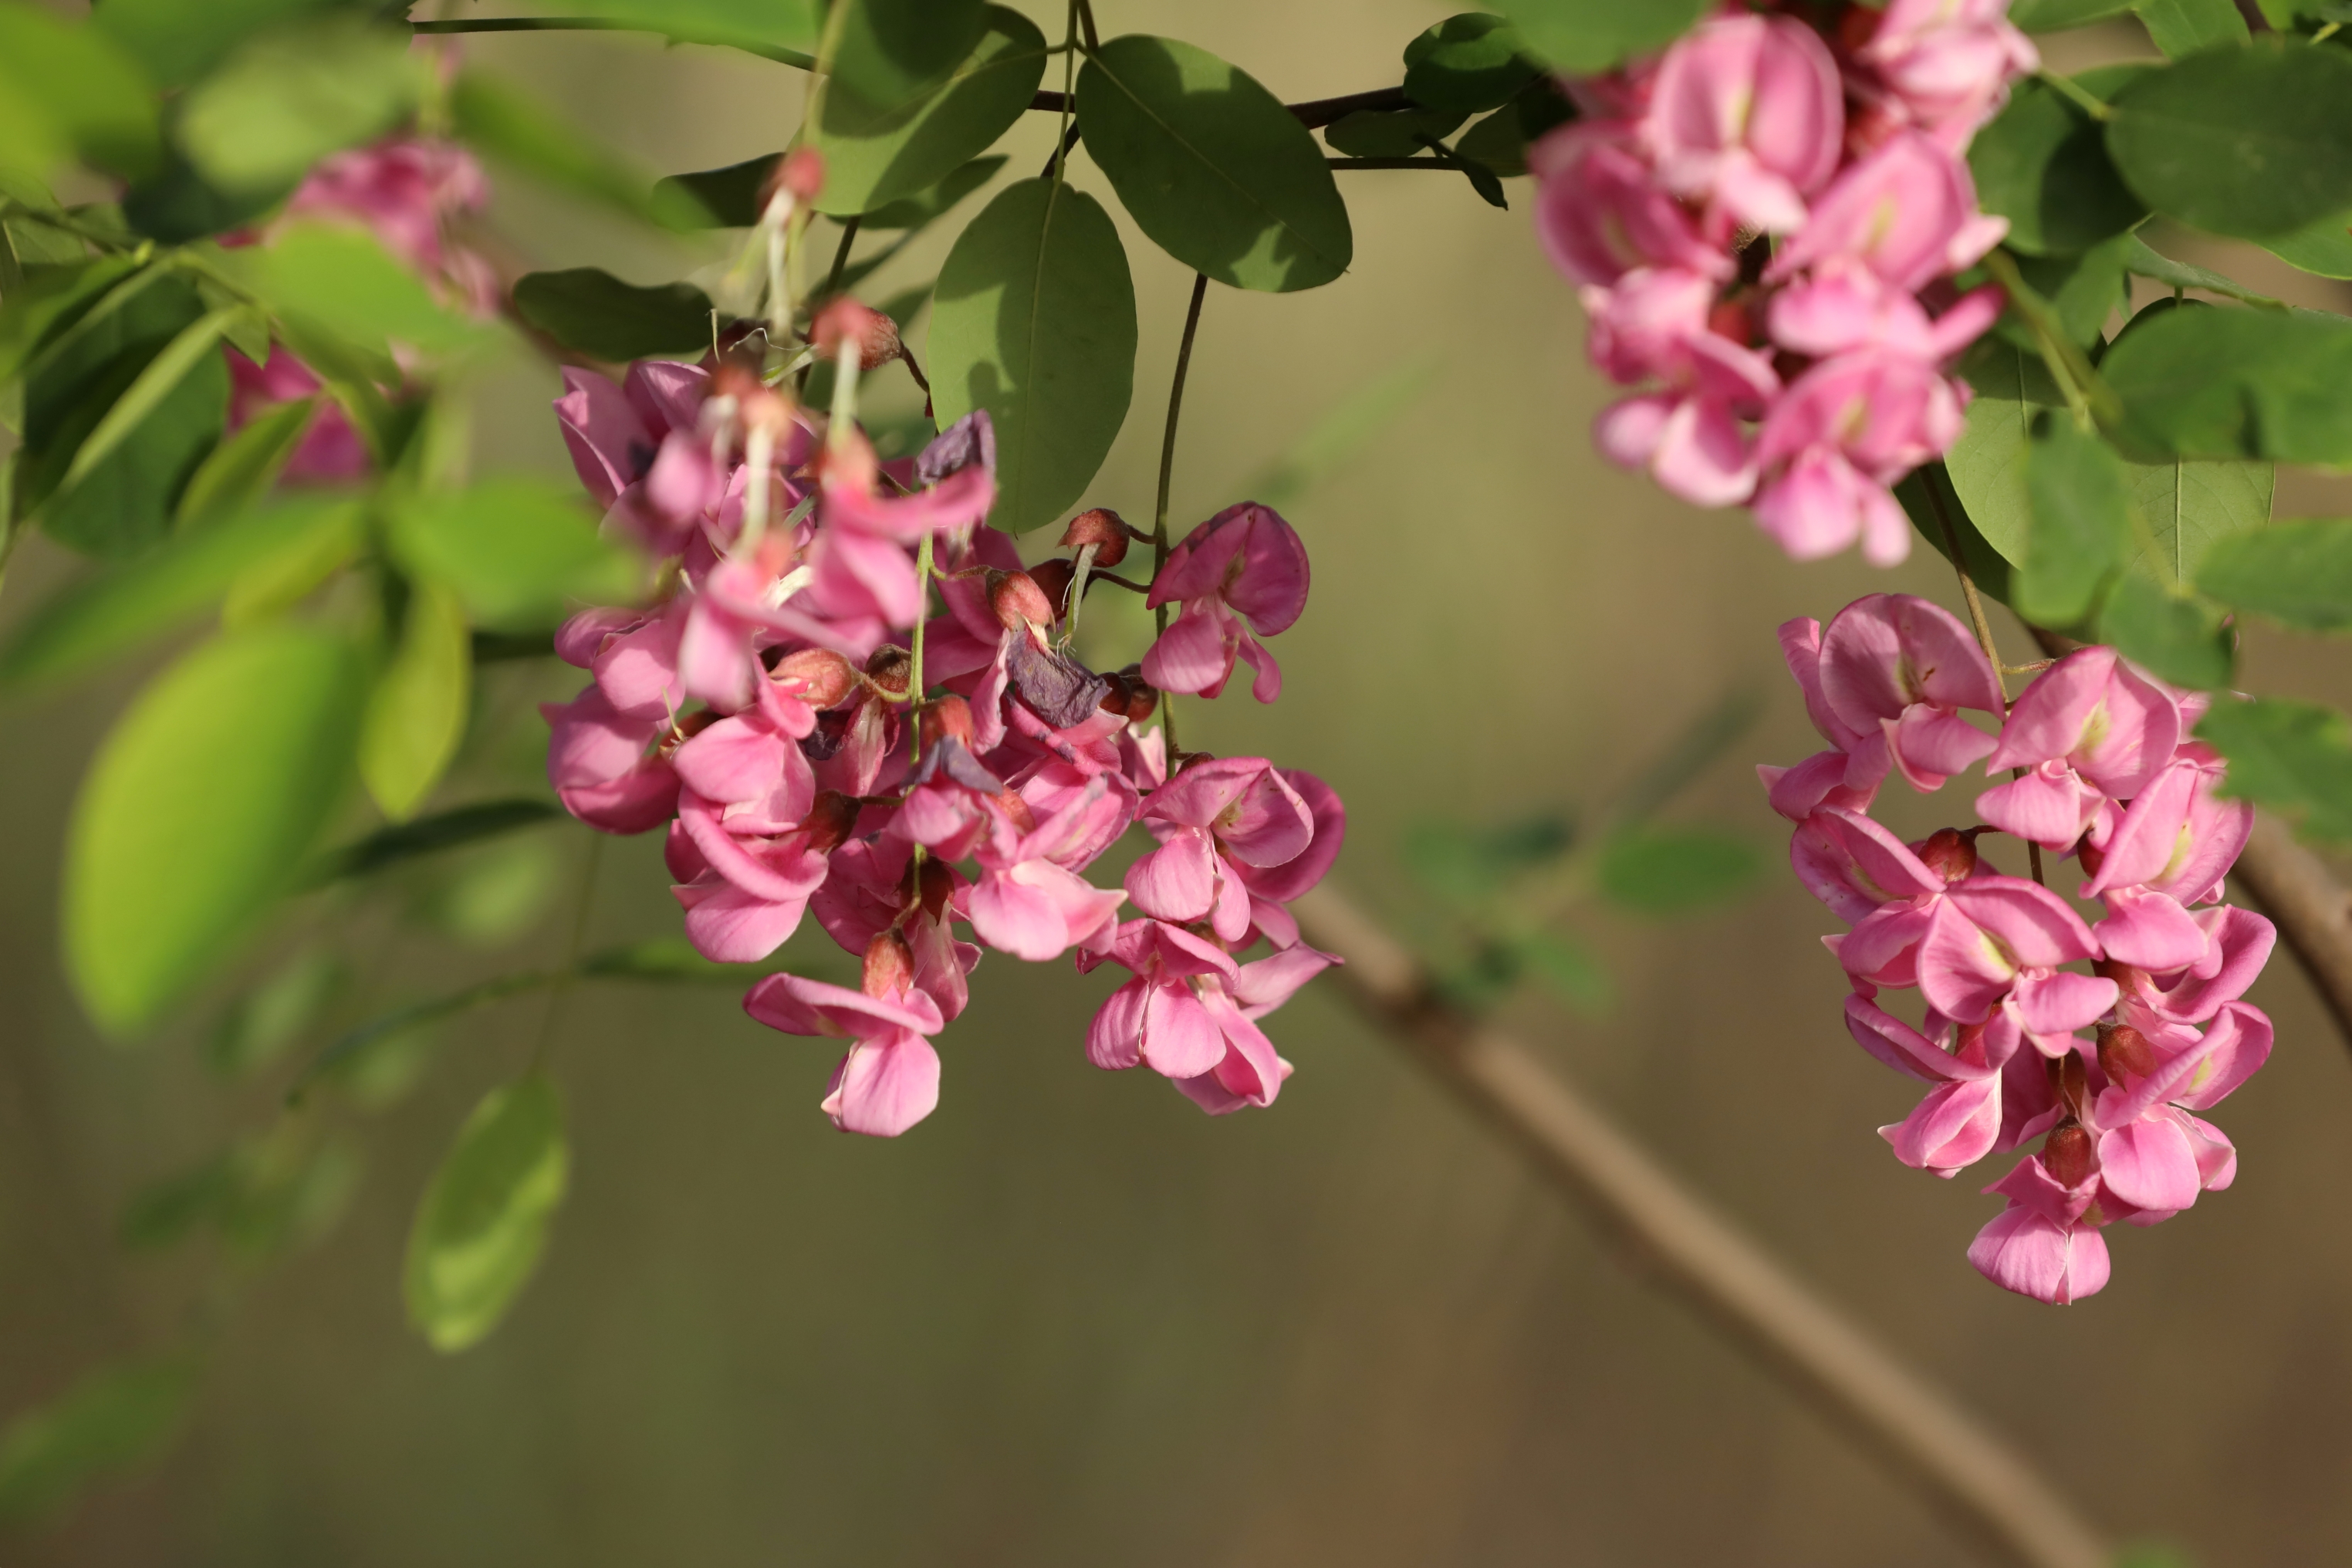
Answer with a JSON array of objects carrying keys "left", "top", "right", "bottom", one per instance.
[
  {"left": 1125, "top": 758, "right": 1316, "bottom": 945},
  {"left": 540, "top": 683, "right": 678, "bottom": 834},
  {"left": 1977, "top": 647, "right": 2181, "bottom": 847},
  {"left": 1969, "top": 1135, "right": 2110, "bottom": 1304},
  {"left": 1810, "top": 593, "right": 2002, "bottom": 790},
  {"left": 1765, "top": 264, "right": 2005, "bottom": 362},
  {"left": 1916, "top": 874, "right": 2117, "bottom": 1053},
  {"left": 966, "top": 779, "right": 1130, "bottom": 961},
  {"left": 1853, "top": 0, "right": 2039, "bottom": 153},
  {"left": 1081, "top": 919, "right": 1333, "bottom": 1113},
  {"left": 2107, "top": 905, "right": 2276, "bottom": 1029},
  {"left": 225, "top": 350, "right": 367, "bottom": 482},
  {"left": 668, "top": 791, "right": 853, "bottom": 963},
  {"left": 1765, "top": 131, "right": 2008, "bottom": 293},
  {"left": 282, "top": 137, "right": 497, "bottom": 311},
  {"left": 1142, "top": 503, "right": 1310, "bottom": 703},
  {"left": 1228, "top": 768, "right": 1347, "bottom": 949},
  {"left": 745, "top": 934, "right": 948, "bottom": 1137},
  {"left": 1641, "top": 14, "right": 1845, "bottom": 235},
  {"left": 809, "top": 841, "right": 981, "bottom": 1023},
  {"left": 1586, "top": 269, "right": 1781, "bottom": 507},
  {"left": 555, "top": 361, "right": 705, "bottom": 515},
  {"left": 1529, "top": 133, "right": 1732, "bottom": 288},
  {"left": 1752, "top": 350, "right": 1966, "bottom": 566},
  {"left": 1844, "top": 997, "right": 2016, "bottom": 1174},
  {"left": 2076, "top": 752, "right": 2252, "bottom": 972}
]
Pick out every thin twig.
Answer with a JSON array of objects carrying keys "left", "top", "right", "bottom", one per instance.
[
  {"left": 822, "top": 217, "right": 860, "bottom": 300},
  {"left": 1925, "top": 471, "right": 2043, "bottom": 884},
  {"left": 1289, "top": 882, "right": 2111, "bottom": 1568},
  {"left": 410, "top": 16, "right": 816, "bottom": 68},
  {"left": 1153, "top": 272, "right": 1210, "bottom": 755}
]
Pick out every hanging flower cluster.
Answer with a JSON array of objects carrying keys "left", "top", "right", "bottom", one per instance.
[
  {"left": 1531, "top": 0, "right": 2034, "bottom": 566},
  {"left": 542, "top": 301, "right": 1343, "bottom": 1137},
  {"left": 1763, "top": 594, "right": 2276, "bottom": 1303}
]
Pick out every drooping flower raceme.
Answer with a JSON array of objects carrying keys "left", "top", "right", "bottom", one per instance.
[
  {"left": 1533, "top": 0, "right": 2032, "bottom": 565},
  {"left": 540, "top": 286, "right": 1342, "bottom": 1137},
  {"left": 1762, "top": 593, "right": 2273, "bottom": 1303}
]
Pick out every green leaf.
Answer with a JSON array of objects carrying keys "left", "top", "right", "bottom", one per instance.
[
  {"left": 388, "top": 478, "right": 640, "bottom": 627},
  {"left": 1495, "top": 0, "right": 1708, "bottom": 73},
  {"left": 930, "top": 178, "right": 1137, "bottom": 534},
  {"left": 1451, "top": 76, "right": 1576, "bottom": 177},
  {"left": 92, "top": 0, "right": 330, "bottom": 90},
  {"left": 2019, "top": 423, "right": 2134, "bottom": 627},
  {"left": 0, "top": 4, "right": 161, "bottom": 180},
  {"left": 2097, "top": 571, "right": 2232, "bottom": 688},
  {"left": 1323, "top": 107, "right": 1469, "bottom": 160},
  {"left": 1078, "top": 35, "right": 1353, "bottom": 292},
  {"left": 1991, "top": 235, "right": 2130, "bottom": 354},
  {"left": 0, "top": 1358, "right": 198, "bottom": 1524},
  {"left": 2105, "top": 39, "right": 2352, "bottom": 241},
  {"left": 1969, "top": 79, "right": 2147, "bottom": 255},
  {"left": 210, "top": 221, "right": 489, "bottom": 361},
  {"left": 2102, "top": 302, "right": 2352, "bottom": 465},
  {"left": 204, "top": 948, "right": 344, "bottom": 1078},
  {"left": 361, "top": 578, "right": 471, "bottom": 822},
  {"left": 120, "top": 145, "right": 286, "bottom": 244},
  {"left": 2195, "top": 518, "right": 2352, "bottom": 629},
  {"left": 654, "top": 152, "right": 777, "bottom": 227},
  {"left": 2009, "top": 0, "right": 2137, "bottom": 25},
  {"left": 2119, "top": 451, "right": 2273, "bottom": 587},
  {"left": 175, "top": 17, "right": 417, "bottom": 199},
  {"left": 309, "top": 797, "right": 563, "bottom": 885},
  {"left": 2132, "top": 0, "right": 2248, "bottom": 56},
  {"left": 1513, "top": 930, "right": 1613, "bottom": 1015},
  {"left": 451, "top": 70, "right": 713, "bottom": 231},
  {"left": 57, "top": 306, "right": 242, "bottom": 495},
  {"left": 0, "top": 495, "right": 360, "bottom": 688},
  {"left": 2199, "top": 698, "right": 2352, "bottom": 839},
  {"left": 1404, "top": 14, "right": 1542, "bottom": 114},
  {"left": 1899, "top": 462, "right": 2019, "bottom": 607},
  {"left": 1596, "top": 826, "right": 1760, "bottom": 916},
  {"left": 557, "top": 0, "right": 821, "bottom": 57},
  {"left": 65, "top": 625, "right": 364, "bottom": 1034},
  {"left": 809, "top": 5, "right": 1046, "bottom": 218},
  {"left": 669, "top": 151, "right": 1006, "bottom": 232},
  {"left": 1404, "top": 815, "right": 1572, "bottom": 904},
  {"left": 2262, "top": 210, "right": 2352, "bottom": 280},
  {"left": 2120, "top": 235, "right": 2283, "bottom": 307},
  {"left": 829, "top": 0, "right": 986, "bottom": 113},
  {"left": 1941, "top": 341, "right": 2039, "bottom": 566},
  {"left": 175, "top": 394, "right": 317, "bottom": 526},
  {"left": 0, "top": 255, "right": 144, "bottom": 384},
  {"left": 221, "top": 494, "right": 367, "bottom": 624},
  {"left": 404, "top": 1073, "right": 569, "bottom": 1353},
  {"left": 512, "top": 268, "right": 714, "bottom": 361},
  {"left": 857, "top": 153, "right": 1007, "bottom": 229},
  {"left": 1249, "top": 354, "right": 1435, "bottom": 507}
]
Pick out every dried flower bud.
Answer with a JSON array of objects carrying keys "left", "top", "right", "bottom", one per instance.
[
  {"left": 1058, "top": 506, "right": 1136, "bottom": 568},
  {"left": 801, "top": 790, "right": 863, "bottom": 853},
  {"left": 921, "top": 694, "right": 976, "bottom": 751},
  {"left": 774, "top": 648, "right": 860, "bottom": 708},
  {"left": 862, "top": 928, "right": 914, "bottom": 999},
  {"left": 812, "top": 297, "right": 901, "bottom": 369},
  {"left": 2043, "top": 1120, "right": 2096, "bottom": 1189},
  {"left": 2097, "top": 1023, "right": 2156, "bottom": 1086},
  {"left": 1707, "top": 296, "right": 1757, "bottom": 346},
  {"left": 986, "top": 568, "right": 1056, "bottom": 632},
  {"left": 1912, "top": 827, "right": 1978, "bottom": 885},
  {"left": 863, "top": 644, "right": 911, "bottom": 697},
  {"left": 761, "top": 147, "right": 825, "bottom": 218}
]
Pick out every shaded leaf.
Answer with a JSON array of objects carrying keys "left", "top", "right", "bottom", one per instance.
[
  {"left": 0, "top": 1359, "right": 197, "bottom": 1524},
  {"left": 859, "top": 153, "right": 1008, "bottom": 229},
  {"left": 1495, "top": 0, "right": 1710, "bottom": 73},
  {"left": 310, "top": 798, "right": 563, "bottom": 885},
  {"left": 1403, "top": 15, "right": 1542, "bottom": 114},
  {"left": 65, "top": 626, "right": 365, "bottom": 1034},
  {"left": 361, "top": 577, "right": 471, "bottom": 822},
  {"left": 2198, "top": 697, "right": 2352, "bottom": 840},
  {"left": 2097, "top": 571, "right": 2232, "bottom": 688},
  {"left": 387, "top": 478, "right": 640, "bottom": 627},
  {"left": 210, "top": 221, "right": 488, "bottom": 360},
  {"left": 2195, "top": 517, "right": 2352, "bottom": 629},
  {"left": 2132, "top": 0, "right": 2248, "bottom": 57},
  {"left": 2019, "top": 422, "right": 2134, "bottom": 627},
  {"left": 91, "top": 0, "right": 327, "bottom": 89},
  {"left": 2262, "top": 210, "right": 2352, "bottom": 281},
  {"left": 1323, "top": 108, "right": 1468, "bottom": 160},
  {"left": 57, "top": 306, "right": 242, "bottom": 495},
  {"left": 1969, "top": 78, "right": 2146, "bottom": 255},
  {"left": 809, "top": 5, "right": 1046, "bottom": 218},
  {"left": 1899, "top": 461, "right": 2019, "bottom": 606},
  {"left": 1514, "top": 929, "right": 1613, "bottom": 1015},
  {"left": 1079, "top": 35, "right": 1353, "bottom": 292},
  {"left": 829, "top": 0, "right": 985, "bottom": 113},
  {"left": 0, "top": 4, "right": 160, "bottom": 180},
  {"left": 1597, "top": 826, "right": 1759, "bottom": 915},
  {"left": 1451, "top": 75, "right": 1576, "bottom": 177},
  {"left": 0, "top": 255, "right": 145, "bottom": 384},
  {"left": 2105, "top": 39, "right": 2352, "bottom": 240},
  {"left": 2120, "top": 235, "right": 2283, "bottom": 307},
  {"left": 176, "top": 394, "right": 316, "bottom": 526},
  {"left": 404, "top": 1074, "right": 568, "bottom": 1353},
  {"left": 204, "top": 948, "right": 344, "bottom": 1078},
  {"left": 930, "top": 178, "right": 1137, "bottom": 534},
  {"left": 512, "top": 268, "right": 713, "bottom": 361}
]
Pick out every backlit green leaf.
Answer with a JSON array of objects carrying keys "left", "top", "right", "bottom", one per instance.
[
  {"left": 2119, "top": 450, "right": 2273, "bottom": 587},
  {"left": 1078, "top": 35, "right": 1353, "bottom": 292},
  {"left": 2096, "top": 571, "right": 2232, "bottom": 688},
  {"left": 175, "top": 394, "right": 316, "bottom": 526},
  {"left": 1495, "top": 0, "right": 1709, "bottom": 73},
  {"left": 362, "top": 577, "right": 471, "bottom": 822},
  {"left": 809, "top": 5, "right": 1045, "bottom": 218},
  {"left": 65, "top": 625, "right": 365, "bottom": 1034},
  {"left": 92, "top": 0, "right": 329, "bottom": 89},
  {"left": 2106, "top": 39, "right": 2352, "bottom": 240},
  {"left": 204, "top": 948, "right": 344, "bottom": 1078},
  {"left": 2195, "top": 518, "right": 2352, "bottom": 629},
  {"left": 1899, "top": 461, "right": 2018, "bottom": 607},
  {"left": 388, "top": 478, "right": 640, "bottom": 627},
  {"left": 0, "top": 1358, "right": 197, "bottom": 1524},
  {"left": 2018, "top": 423, "right": 2133, "bottom": 627},
  {"left": 1404, "top": 815, "right": 1571, "bottom": 904},
  {"left": 0, "top": 4, "right": 160, "bottom": 180},
  {"left": 1941, "top": 341, "right": 2039, "bottom": 566},
  {"left": 2199, "top": 698, "right": 2352, "bottom": 839},
  {"left": 930, "top": 178, "right": 1137, "bottom": 534},
  {"left": 175, "top": 16, "right": 417, "bottom": 198},
  {"left": 512, "top": 268, "right": 713, "bottom": 361},
  {"left": 211, "top": 221, "right": 489, "bottom": 360},
  {"left": 404, "top": 1073, "right": 568, "bottom": 1353}
]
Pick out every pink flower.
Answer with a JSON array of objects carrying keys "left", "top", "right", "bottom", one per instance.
[
  {"left": 1766, "top": 130, "right": 2007, "bottom": 293},
  {"left": 554, "top": 361, "right": 705, "bottom": 515},
  {"left": 1585, "top": 269, "right": 1782, "bottom": 508},
  {"left": 2108, "top": 904, "right": 2276, "bottom": 1029},
  {"left": 1142, "top": 503, "right": 1310, "bottom": 702},
  {"left": 1766, "top": 263, "right": 2005, "bottom": 362},
  {"left": 1977, "top": 647, "right": 2182, "bottom": 847},
  {"left": 745, "top": 934, "right": 949, "bottom": 1137},
  {"left": 1227, "top": 768, "right": 1346, "bottom": 948},
  {"left": 283, "top": 137, "right": 497, "bottom": 312},
  {"left": 540, "top": 683, "right": 679, "bottom": 834},
  {"left": 1125, "top": 758, "right": 1316, "bottom": 945},
  {"left": 1081, "top": 919, "right": 1333, "bottom": 1113},
  {"left": 809, "top": 841, "right": 980, "bottom": 1022},
  {"left": 1969, "top": 1139, "right": 2110, "bottom": 1304},
  {"left": 966, "top": 778, "right": 1130, "bottom": 961},
  {"left": 1844, "top": 996, "right": 2016, "bottom": 1174},
  {"left": 1753, "top": 350, "right": 1966, "bottom": 566},
  {"left": 225, "top": 350, "right": 367, "bottom": 482},
  {"left": 667, "top": 791, "right": 855, "bottom": 963},
  {"left": 2074, "top": 752, "right": 2252, "bottom": 972},
  {"left": 1529, "top": 132, "right": 1732, "bottom": 287},
  {"left": 1916, "top": 875, "right": 2117, "bottom": 1053},
  {"left": 1854, "top": 0, "right": 2039, "bottom": 152},
  {"left": 1641, "top": 14, "right": 1845, "bottom": 235},
  {"left": 1810, "top": 593, "right": 2002, "bottom": 789},
  {"left": 2083, "top": 1005, "right": 2268, "bottom": 1218}
]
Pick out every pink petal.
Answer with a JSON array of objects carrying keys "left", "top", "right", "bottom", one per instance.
[
  {"left": 1124, "top": 831, "right": 1218, "bottom": 923},
  {"left": 822, "top": 1030, "right": 942, "bottom": 1137},
  {"left": 1140, "top": 981, "right": 1225, "bottom": 1079},
  {"left": 1968, "top": 1206, "right": 2109, "bottom": 1303},
  {"left": 1881, "top": 1075, "right": 2002, "bottom": 1172},
  {"left": 2095, "top": 1114, "right": 2202, "bottom": 1213},
  {"left": 2092, "top": 887, "right": 2210, "bottom": 974}
]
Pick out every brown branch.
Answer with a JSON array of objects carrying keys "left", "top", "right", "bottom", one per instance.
[{"left": 1289, "top": 883, "right": 2112, "bottom": 1568}]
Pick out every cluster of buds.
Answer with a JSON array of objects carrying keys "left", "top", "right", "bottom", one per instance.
[
  {"left": 543, "top": 302, "right": 1343, "bottom": 1136},
  {"left": 1764, "top": 594, "right": 2276, "bottom": 1303},
  {"left": 1533, "top": 0, "right": 2034, "bottom": 566}
]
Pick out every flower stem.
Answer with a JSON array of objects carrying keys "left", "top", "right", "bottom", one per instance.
[
  {"left": 909, "top": 532, "right": 933, "bottom": 765},
  {"left": 1925, "top": 468, "right": 2045, "bottom": 884},
  {"left": 1152, "top": 272, "right": 1210, "bottom": 755}
]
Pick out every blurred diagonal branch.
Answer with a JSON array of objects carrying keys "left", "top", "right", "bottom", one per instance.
[
  {"left": 2228, "top": 814, "right": 2352, "bottom": 1049},
  {"left": 1290, "top": 883, "right": 2111, "bottom": 1568}
]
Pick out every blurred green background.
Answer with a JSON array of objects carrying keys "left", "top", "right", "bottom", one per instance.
[{"left": 5, "top": 5, "right": 2352, "bottom": 1563}]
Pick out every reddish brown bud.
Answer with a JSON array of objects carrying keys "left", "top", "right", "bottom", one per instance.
[
  {"left": 990, "top": 788, "right": 1038, "bottom": 835},
  {"left": 761, "top": 147, "right": 825, "bottom": 215},
  {"left": 1913, "top": 827, "right": 1978, "bottom": 885},
  {"left": 917, "top": 855, "right": 956, "bottom": 921},
  {"left": 1706, "top": 297, "right": 1756, "bottom": 346},
  {"left": 711, "top": 356, "right": 765, "bottom": 405},
  {"left": 2097, "top": 1023, "right": 2156, "bottom": 1086},
  {"left": 2050, "top": 1049, "right": 2090, "bottom": 1117},
  {"left": 863, "top": 644, "right": 911, "bottom": 696},
  {"left": 862, "top": 928, "right": 914, "bottom": 999},
  {"left": 1058, "top": 506, "right": 1135, "bottom": 568},
  {"left": 2095, "top": 955, "right": 2147, "bottom": 992},
  {"left": 920, "top": 694, "right": 975, "bottom": 751},
  {"left": 986, "top": 568, "right": 1055, "bottom": 631},
  {"left": 1025, "top": 558, "right": 1077, "bottom": 620},
  {"left": 800, "top": 790, "right": 863, "bottom": 853},
  {"left": 2043, "top": 1120, "right": 2096, "bottom": 1188},
  {"left": 1097, "top": 664, "right": 1158, "bottom": 722},
  {"left": 2076, "top": 840, "right": 2105, "bottom": 878},
  {"left": 811, "top": 297, "right": 900, "bottom": 369},
  {"left": 774, "top": 647, "right": 860, "bottom": 708}
]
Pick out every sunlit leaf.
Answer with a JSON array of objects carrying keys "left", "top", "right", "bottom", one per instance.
[
  {"left": 2196, "top": 518, "right": 2352, "bottom": 630},
  {"left": 1493, "top": 0, "right": 1708, "bottom": 74},
  {"left": 387, "top": 478, "right": 640, "bottom": 627},
  {"left": 92, "top": 0, "right": 327, "bottom": 89},
  {"left": 2017, "top": 422, "right": 2133, "bottom": 627},
  {"left": 208, "top": 221, "right": 489, "bottom": 360},
  {"left": 1969, "top": 79, "right": 2145, "bottom": 256},
  {"left": 829, "top": 0, "right": 985, "bottom": 113},
  {"left": 404, "top": 1073, "right": 568, "bottom": 1353},
  {"left": 2096, "top": 571, "right": 2232, "bottom": 689},
  {"left": 361, "top": 577, "right": 471, "bottom": 822},
  {"left": 2120, "top": 235, "right": 2283, "bottom": 307},
  {"left": 2103, "top": 302, "right": 2352, "bottom": 465},
  {"left": 810, "top": 5, "right": 1045, "bottom": 218},
  {"left": 2105, "top": 40, "right": 2352, "bottom": 240},
  {"left": 175, "top": 16, "right": 417, "bottom": 198},
  {"left": 2198, "top": 697, "right": 2352, "bottom": 840},
  {"left": 0, "top": 4, "right": 160, "bottom": 179},
  {"left": 175, "top": 394, "right": 316, "bottom": 527}
]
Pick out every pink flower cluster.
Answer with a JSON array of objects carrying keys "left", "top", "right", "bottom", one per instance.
[
  {"left": 1532, "top": 0, "right": 2033, "bottom": 566},
  {"left": 1763, "top": 594, "right": 2275, "bottom": 1303},
  {"left": 542, "top": 329, "right": 1343, "bottom": 1136}
]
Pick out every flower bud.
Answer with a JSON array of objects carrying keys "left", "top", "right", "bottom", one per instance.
[
  {"left": 2043, "top": 1120, "right": 2095, "bottom": 1189},
  {"left": 2050, "top": 1049, "right": 2089, "bottom": 1117},
  {"left": 800, "top": 790, "right": 863, "bottom": 852},
  {"left": 986, "top": 568, "right": 1055, "bottom": 632},
  {"left": 761, "top": 147, "right": 825, "bottom": 218},
  {"left": 917, "top": 854, "right": 956, "bottom": 921},
  {"left": 774, "top": 647, "right": 859, "bottom": 708},
  {"left": 1912, "top": 827, "right": 1978, "bottom": 885},
  {"left": 2076, "top": 840, "right": 2105, "bottom": 878},
  {"left": 1026, "top": 558, "right": 1077, "bottom": 620},
  {"left": 1097, "top": 665, "right": 1159, "bottom": 722},
  {"left": 1058, "top": 507, "right": 1136, "bottom": 568},
  {"left": 863, "top": 644, "right": 911, "bottom": 698},
  {"left": 1707, "top": 296, "right": 1757, "bottom": 346},
  {"left": 2097, "top": 1023, "right": 2156, "bottom": 1086},
  {"left": 2095, "top": 956, "right": 2147, "bottom": 992},
  {"left": 920, "top": 694, "right": 975, "bottom": 752},
  {"left": 811, "top": 297, "right": 901, "bottom": 369},
  {"left": 990, "top": 787, "right": 1039, "bottom": 835},
  {"left": 862, "top": 928, "right": 914, "bottom": 999}
]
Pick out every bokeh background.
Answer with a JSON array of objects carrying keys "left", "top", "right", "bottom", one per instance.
[{"left": 5, "top": 4, "right": 2352, "bottom": 1564}]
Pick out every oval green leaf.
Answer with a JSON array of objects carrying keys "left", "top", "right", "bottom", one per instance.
[
  {"left": 2106, "top": 39, "right": 2352, "bottom": 241},
  {"left": 1493, "top": 0, "right": 1709, "bottom": 74},
  {"left": 512, "top": 268, "right": 714, "bottom": 361},
  {"left": 829, "top": 0, "right": 985, "bottom": 113},
  {"left": 2102, "top": 301, "right": 2352, "bottom": 465},
  {"left": 2198, "top": 697, "right": 2352, "bottom": 840},
  {"left": 2017, "top": 423, "right": 2133, "bottom": 627},
  {"left": 1077, "top": 35, "right": 1352, "bottom": 292},
  {"left": 0, "top": 5, "right": 160, "bottom": 180},
  {"left": 65, "top": 625, "right": 365, "bottom": 1034},
  {"left": 1403, "top": 15, "right": 1542, "bottom": 115},
  {"left": 389, "top": 478, "right": 641, "bottom": 627},
  {"left": 2195, "top": 517, "right": 2352, "bottom": 630},
  {"left": 930, "top": 177, "right": 1137, "bottom": 534},
  {"left": 404, "top": 1073, "right": 568, "bottom": 1353},
  {"left": 810, "top": 5, "right": 1045, "bottom": 218},
  {"left": 1968, "top": 78, "right": 2146, "bottom": 255},
  {"left": 361, "top": 577, "right": 471, "bottom": 822},
  {"left": 176, "top": 17, "right": 417, "bottom": 199},
  {"left": 2262, "top": 211, "right": 2352, "bottom": 282}
]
